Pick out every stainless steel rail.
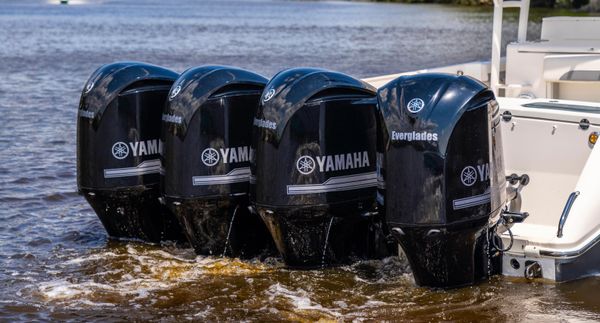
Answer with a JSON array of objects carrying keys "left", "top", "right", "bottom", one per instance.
[{"left": 557, "top": 191, "right": 580, "bottom": 238}]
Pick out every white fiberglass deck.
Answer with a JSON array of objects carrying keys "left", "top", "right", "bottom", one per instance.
[{"left": 497, "top": 97, "right": 600, "bottom": 254}]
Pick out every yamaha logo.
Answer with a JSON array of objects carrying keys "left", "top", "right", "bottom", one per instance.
[
  {"left": 460, "top": 163, "right": 490, "bottom": 187},
  {"left": 296, "top": 156, "right": 316, "bottom": 175},
  {"left": 201, "top": 148, "right": 220, "bottom": 166},
  {"left": 200, "top": 146, "right": 251, "bottom": 167},
  {"left": 169, "top": 85, "right": 181, "bottom": 101},
  {"left": 407, "top": 98, "right": 425, "bottom": 113},
  {"left": 112, "top": 142, "right": 129, "bottom": 160},
  {"left": 111, "top": 140, "right": 162, "bottom": 159},
  {"left": 85, "top": 82, "right": 94, "bottom": 94},
  {"left": 460, "top": 166, "right": 477, "bottom": 187},
  {"left": 84, "top": 82, "right": 94, "bottom": 94},
  {"left": 263, "top": 88, "right": 276, "bottom": 102},
  {"left": 296, "top": 151, "right": 370, "bottom": 175}
]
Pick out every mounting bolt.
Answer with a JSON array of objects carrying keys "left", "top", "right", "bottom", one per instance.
[{"left": 579, "top": 119, "right": 590, "bottom": 130}]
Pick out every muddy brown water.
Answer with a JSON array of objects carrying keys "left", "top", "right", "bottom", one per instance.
[{"left": 1, "top": 0, "right": 599, "bottom": 321}]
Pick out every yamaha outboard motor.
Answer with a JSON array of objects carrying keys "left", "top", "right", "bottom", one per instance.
[
  {"left": 377, "top": 73, "right": 506, "bottom": 288},
  {"left": 77, "top": 61, "right": 184, "bottom": 242},
  {"left": 162, "top": 66, "right": 274, "bottom": 257},
  {"left": 251, "top": 68, "right": 390, "bottom": 268}
]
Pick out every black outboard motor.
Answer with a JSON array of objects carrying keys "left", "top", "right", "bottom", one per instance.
[
  {"left": 77, "top": 62, "right": 184, "bottom": 242},
  {"left": 251, "top": 68, "right": 390, "bottom": 268},
  {"left": 162, "top": 66, "right": 274, "bottom": 257},
  {"left": 377, "top": 73, "right": 506, "bottom": 288}
]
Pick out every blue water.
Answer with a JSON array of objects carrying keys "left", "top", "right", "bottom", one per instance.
[{"left": 1, "top": 0, "right": 599, "bottom": 321}]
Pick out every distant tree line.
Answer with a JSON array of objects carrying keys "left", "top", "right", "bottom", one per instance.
[{"left": 370, "top": 0, "right": 599, "bottom": 10}]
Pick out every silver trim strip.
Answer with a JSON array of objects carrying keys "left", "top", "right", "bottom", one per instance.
[
  {"left": 104, "top": 159, "right": 162, "bottom": 178},
  {"left": 287, "top": 172, "right": 377, "bottom": 195},
  {"left": 452, "top": 192, "right": 491, "bottom": 210},
  {"left": 539, "top": 233, "right": 600, "bottom": 259},
  {"left": 192, "top": 167, "right": 250, "bottom": 186}
]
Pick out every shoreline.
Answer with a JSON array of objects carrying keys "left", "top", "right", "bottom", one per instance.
[{"left": 351, "top": 0, "right": 600, "bottom": 10}]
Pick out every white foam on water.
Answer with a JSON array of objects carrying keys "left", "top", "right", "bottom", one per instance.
[
  {"left": 191, "top": 305, "right": 213, "bottom": 319},
  {"left": 32, "top": 243, "right": 272, "bottom": 309},
  {"left": 63, "top": 252, "right": 120, "bottom": 265},
  {"left": 74, "top": 299, "right": 117, "bottom": 308},
  {"left": 266, "top": 283, "right": 341, "bottom": 318},
  {"left": 361, "top": 300, "right": 388, "bottom": 307},
  {"left": 353, "top": 275, "right": 370, "bottom": 283},
  {"left": 38, "top": 279, "right": 114, "bottom": 299},
  {"left": 132, "top": 288, "right": 150, "bottom": 300}
]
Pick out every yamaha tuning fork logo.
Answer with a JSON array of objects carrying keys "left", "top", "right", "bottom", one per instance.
[
  {"left": 263, "top": 88, "right": 276, "bottom": 102},
  {"left": 112, "top": 142, "right": 129, "bottom": 160},
  {"left": 460, "top": 166, "right": 477, "bottom": 186},
  {"left": 460, "top": 163, "right": 490, "bottom": 187},
  {"left": 407, "top": 98, "right": 425, "bottom": 113},
  {"left": 84, "top": 82, "right": 94, "bottom": 94},
  {"left": 201, "top": 148, "right": 220, "bottom": 166},
  {"left": 169, "top": 85, "right": 182, "bottom": 100},
  {"left": 296, "top": 156, "right": 316, "bottom": 175}
]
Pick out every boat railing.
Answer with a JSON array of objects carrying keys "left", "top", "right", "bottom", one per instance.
[{"left": 491, "top": 0, "right": 530, "bottom": 96}]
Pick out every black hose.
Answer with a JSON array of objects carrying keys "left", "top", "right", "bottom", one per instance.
[{"left": 491, "top": 217, "right": 513, "bottom": 252}]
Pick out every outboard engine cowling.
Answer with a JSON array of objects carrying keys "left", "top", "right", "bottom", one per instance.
[
  {"left": 251, "top": 68, "right": 391, "bottom": 268},
  {"left": 162, "top": 66, "right": 275, "bottom": 257},
  {"left": 77, "top": 61, "right": 184, "bottom": 242},
  {"left": 377, "top": 73, "right": 506, "bottom": 288}
]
